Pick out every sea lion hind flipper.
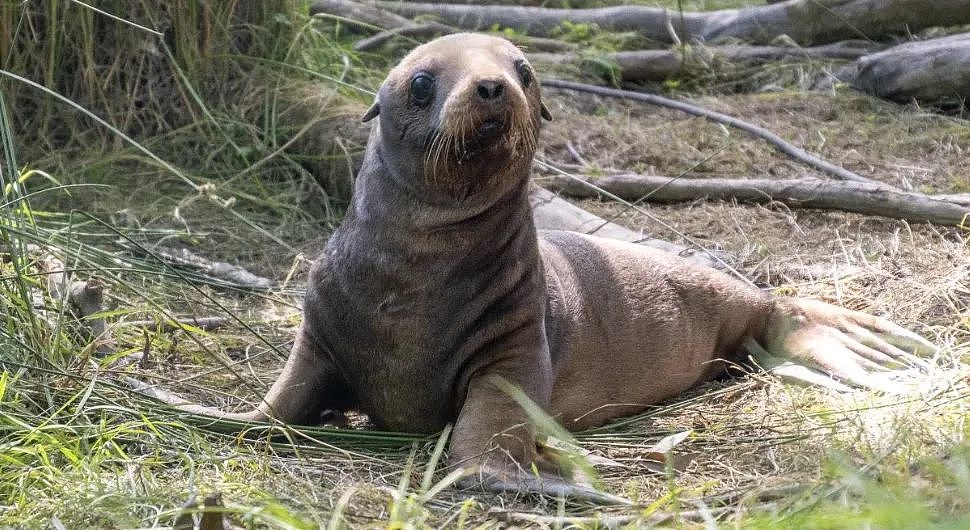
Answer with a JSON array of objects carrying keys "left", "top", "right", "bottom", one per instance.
[{"left": 754, "top": 298, "right": 936, "bottom": 393}]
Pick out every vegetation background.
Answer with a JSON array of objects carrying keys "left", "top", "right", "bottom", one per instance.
[{"left": 0, "top": 1, "right": 968, "bottom": 528}]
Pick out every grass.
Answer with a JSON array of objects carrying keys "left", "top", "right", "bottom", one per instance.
[{"left": 1, "top": 1, "right": 969, "bottom": 528}]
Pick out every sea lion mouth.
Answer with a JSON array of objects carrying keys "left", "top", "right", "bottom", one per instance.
[
  {"left": 462, "top": 117, "right": 508, "bottom": 156},
  {"left": 476, "top": 118, "right": 506, "bottom": 141}
]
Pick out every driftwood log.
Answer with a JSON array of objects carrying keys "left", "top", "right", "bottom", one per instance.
[
  {"left": 528, "top": 185, "right": 724, "bottom": 268},
  {"left": 541, "top": 173, "right": 970, "bottom": 227},
  {"left": 531, "top": 41, "right": 881, "bottom": 82},
  {"left": 834, "top": 34, "right": 970, "bottom": 105},
  {"left": 370, "top": 0, "right": 970, "bottom": 45}
]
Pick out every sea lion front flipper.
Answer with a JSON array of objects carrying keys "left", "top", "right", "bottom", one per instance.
[
  {"left": 448, "top": 371, "right": 623, "bottom": 503},
  {"left": 126, "top": 323, "right": 353, "bottom": 425},
  {"left": 754, "top": 298, "right": 938, "bottom": 393}
]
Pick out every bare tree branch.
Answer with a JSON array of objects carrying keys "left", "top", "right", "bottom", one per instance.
[{"left": 541, "top": 173, "right": 970, "bottom": 227}]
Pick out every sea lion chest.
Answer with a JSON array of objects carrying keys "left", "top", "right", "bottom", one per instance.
[
  {"left": 301, "top": 247, "right": 457, "bottom": 432},
  {"left": 303, "top": 221, "right": 513, "bottom": 432}
]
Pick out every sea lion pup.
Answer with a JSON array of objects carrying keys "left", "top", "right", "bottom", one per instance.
[{"left": 140, "top": 33, "right": 935, "bottom": 500}]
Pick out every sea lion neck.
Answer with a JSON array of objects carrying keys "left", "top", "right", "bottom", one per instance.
[{"left": 351, "top": 153, "right": 534, "bottom": 237}]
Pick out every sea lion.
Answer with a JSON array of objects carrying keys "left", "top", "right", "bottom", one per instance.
[{"left": 139, "top": 33, "right": 935, "bottom": 500}]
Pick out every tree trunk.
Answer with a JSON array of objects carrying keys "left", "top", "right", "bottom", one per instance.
[
  {"left": 310, "top": 0, "right": 412, "bottom": 29},
  {"left": 834, "top": 33, "right": 970, "bottom": 105},
  {"left": 531, "top": 41, "right": 879, "bottom": 82},
  {"left": 541, "top": 174, "right": 970, "bottom": 227},
  {"left": 371, "top": 0, "right": 970, "bottom": 45}
]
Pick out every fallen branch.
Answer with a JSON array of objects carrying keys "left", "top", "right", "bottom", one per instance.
[
  {"left": 541, "top": 173, "right": 970, "bottom": 227},
  {"left": 373, "top": 0, "right": 970, "bottom": 45},
  {"left": 529, "top": 185, "right": 726, "bottom": 269},
  {"left": 833, "top": 33, "right": 970, "bottom": 105},
  {"left": 542, "top": 78, "right": 884, "bottom": 186},
  {"left": 530, "top": 41, "right": 881, "bottom": 82}
]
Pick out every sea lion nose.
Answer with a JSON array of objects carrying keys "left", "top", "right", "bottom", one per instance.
[{"left": 476, "top": 79, "right": 504, "bottom": 101}]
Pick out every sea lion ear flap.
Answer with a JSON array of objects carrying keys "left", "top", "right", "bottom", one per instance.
[
  {"left": 540, "top": 101, "right": 553, "bottom": 121},
  {"left": 361, "top": 101, "right": 380, "bottom": 123}
]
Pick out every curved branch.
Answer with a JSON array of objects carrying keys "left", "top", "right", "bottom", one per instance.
[{"left": 542, "top": 78, "right": 884, "bottom": 186}]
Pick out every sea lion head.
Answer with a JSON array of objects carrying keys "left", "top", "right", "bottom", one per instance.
[{"left": 362, "top": 33, "right": 552, "bottom": 202}]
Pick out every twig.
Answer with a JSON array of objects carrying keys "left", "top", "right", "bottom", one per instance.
[
  {"left": 542, "top": 78, "right": 887, "bottom": 186},
  {"left": 564, "top": 141, "right": 590, "bottom": 167},
  {"left": 491, "top": 504, "right": 742, "bottom": 528}
]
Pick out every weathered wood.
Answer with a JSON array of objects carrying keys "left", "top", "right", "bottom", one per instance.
[
  {"left": 373, "top": 0, "right": 970, "bottom": 45},
  {"left": 541, "top": 174, "right": 970, "bottom": 227},
  {"left": 531, "top": 41, "right": 880, "bottom": 82},
  {"left": 933, "top": 193, "right": 970, "bottom": 208},
  {"left": 529, "top": 186, "right": 725, "bottom": 268},
  {"left": 310, "top": 0, "right": 412, "bottom": 29},
  {"left": 835, "top": 33, "right": 970, "bottom": 105}
]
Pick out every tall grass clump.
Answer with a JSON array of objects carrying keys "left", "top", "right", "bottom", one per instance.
[
  {"left": 1, "top": 0, "right": 375, "bottom": 259},
  {"left": 2, "top": 1, "right": 302, "bottom": 150}
]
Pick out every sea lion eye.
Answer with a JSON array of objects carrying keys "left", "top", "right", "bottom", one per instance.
[
  {"left": 410, "top": 73, "right": 435, "bottom": 107},
  {"left": 515, "top": 60, "right": 533, "bottom": 88}
]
